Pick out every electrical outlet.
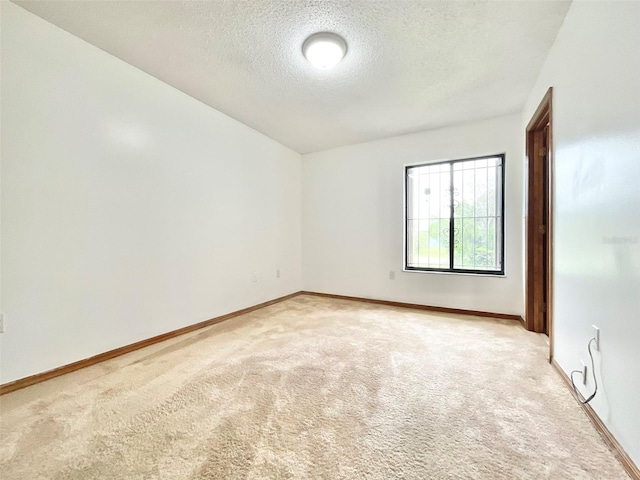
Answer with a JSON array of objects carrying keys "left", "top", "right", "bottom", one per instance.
[
  {"left": 276, "top": 269, "right": 281, "bottom": 278},
  {"left": 593, "top": 325, "right": 600, "bottom": 351},
  {"left": 581, "top": 360, "right": 587, "bottom": 385},
  {"left": 0, "top": 313, "right": 4, "bottom": 333},
  {"left": 389, "top": 271, "right": 396, "bottom": 280},
  {"left": 252, "top": 273, "right": 258, "bottom": 283}
]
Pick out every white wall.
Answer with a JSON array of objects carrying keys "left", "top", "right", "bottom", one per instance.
[
  {"left": 523, "top": 1, "right": 640, "bottom": 465},
  {"left": 302, "top": 114, "right": 524, "bottom": 315},
  {"left": 0, "top": 3, "right": 302, "bottom": 384}
]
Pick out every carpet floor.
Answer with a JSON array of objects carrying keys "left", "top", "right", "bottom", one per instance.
[{"left": 0, "top": 294, "right": 629, "bottom": 479}]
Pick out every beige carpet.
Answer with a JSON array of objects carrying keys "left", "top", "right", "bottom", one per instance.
[{"left": 0, "top": 295, "right": 629, "bottom": 479}]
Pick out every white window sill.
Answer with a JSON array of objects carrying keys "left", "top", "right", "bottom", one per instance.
[{"left": 402, "top": 269, "right": 506, "bottom": 278}]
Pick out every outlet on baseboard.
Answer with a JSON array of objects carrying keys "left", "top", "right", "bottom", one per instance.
[{"left": 581, "top": 360, "right": 587, "bottom": 385}]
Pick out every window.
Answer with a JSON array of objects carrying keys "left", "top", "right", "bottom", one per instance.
[{"left": 404, "top": 154, "right": 505, "bottom": 275}]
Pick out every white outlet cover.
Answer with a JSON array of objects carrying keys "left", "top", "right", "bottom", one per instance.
[{"left": 593, "top": 325, "right": 600, "bottom": 351}]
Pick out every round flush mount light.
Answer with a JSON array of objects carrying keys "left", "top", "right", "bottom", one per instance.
[{"left": 302, "top": 32, "right": 347, "bottom": 70}]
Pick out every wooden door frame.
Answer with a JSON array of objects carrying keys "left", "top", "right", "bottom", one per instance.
[{"left": 525, "top": 87, "right": 554, "bottom": 360}]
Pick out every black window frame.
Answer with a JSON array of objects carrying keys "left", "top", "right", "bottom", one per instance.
[{"left": 404, "top": 154, "right": 506, "bottom": 276}]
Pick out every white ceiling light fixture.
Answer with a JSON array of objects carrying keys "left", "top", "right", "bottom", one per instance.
[{"left": 302, "top": 32, "right": 347, "bottom": 70}]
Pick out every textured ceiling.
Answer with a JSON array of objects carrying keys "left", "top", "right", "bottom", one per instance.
[{"left": 13, "top": 0, "right": 571, "bottom": 154}]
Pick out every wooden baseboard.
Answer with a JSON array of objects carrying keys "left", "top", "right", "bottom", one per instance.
[
  {"left": 0, "top": 291, "right": 303, "bottom": 396},
  {"left": 551, "top": 360, "right": 639, "bottom": 479},
  {"left": 0, "top": 290, "right": 524, "bottom": 395},
  {"left": 6, "top": 290, "right": 633, "bottom": 476},
  {"left": 301, "top": 291, "right": 525, "bottom": 323}
]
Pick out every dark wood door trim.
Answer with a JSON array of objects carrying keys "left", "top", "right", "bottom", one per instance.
[{"left": 525, "top": 87, "right": 554, "bottom": 360}]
